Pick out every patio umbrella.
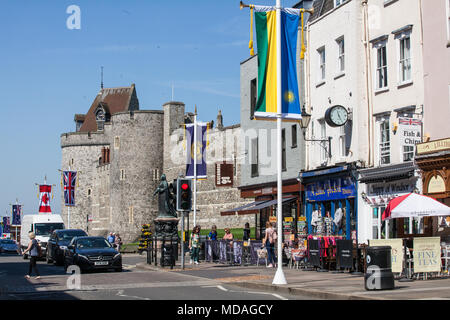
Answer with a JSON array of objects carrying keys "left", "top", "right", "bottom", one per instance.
[{"left": 382, "top": 193, "right": 450, "bottom": 221}]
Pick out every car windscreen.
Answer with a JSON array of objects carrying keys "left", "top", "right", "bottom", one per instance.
[
  {"left": 76, "top": 238, "right": 111, "bottom": 249},
  {"left": 34, "top": 223, "right": 65, "bottom": 236},
  {"left": 58, "top": 230, "right": 87, "bottom": 241}
]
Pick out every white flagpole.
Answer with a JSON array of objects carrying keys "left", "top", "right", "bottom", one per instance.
[
  {"left": 193, "top": 106, "right": 197, "bottom": 227},
  {"left": 273, "top": 0, "right": 287, "bottom": 285}
]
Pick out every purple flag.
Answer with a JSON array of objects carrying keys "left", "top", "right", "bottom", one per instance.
[{"left": 185, "top": 123, "right": 207, "bottom": 179}]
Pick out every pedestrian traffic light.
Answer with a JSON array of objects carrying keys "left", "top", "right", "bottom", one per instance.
[{"left": 176, "top": 178, "right": 192, "bottom": 211}]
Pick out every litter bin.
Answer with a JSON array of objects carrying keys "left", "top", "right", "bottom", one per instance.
[
  {"left": 199, "top": 235, "right": 207, "bottom": 261},
  {"left": 364, "top": 246, "right": 395, "bottom": 290}
]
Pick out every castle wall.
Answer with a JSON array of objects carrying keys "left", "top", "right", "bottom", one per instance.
[{"left": 163, "top": 102, "right": 252, "bottom": 231}]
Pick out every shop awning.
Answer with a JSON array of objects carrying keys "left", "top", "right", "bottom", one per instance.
[
  {"left": 220, "top": 197, "right": 297, "bottom": 216},
  {"left": 359, "top": 162, "right": 416, "bottom": 183},
  {"left": 249, "top": 197, "right": 297, "bottom": 211},
  {"left": 220, "top": 200, "right": 269, "bottom": 216}
]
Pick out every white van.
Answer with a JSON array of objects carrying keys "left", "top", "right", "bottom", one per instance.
[{"left": 21, "top": 214, "right": 65, "bottom": 258}]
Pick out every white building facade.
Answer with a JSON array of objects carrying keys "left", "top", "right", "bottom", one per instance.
[{"left": 303, "top": 0, "right": 424, "bottom": 244}]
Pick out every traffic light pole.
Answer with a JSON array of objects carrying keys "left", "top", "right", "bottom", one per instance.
[{"left": 181, "top": 211, "right": 185, "bottom": 270}]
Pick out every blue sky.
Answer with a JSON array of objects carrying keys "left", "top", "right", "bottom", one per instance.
[{"left": 0, "top": 0, "right": 299, "bottom": 218}]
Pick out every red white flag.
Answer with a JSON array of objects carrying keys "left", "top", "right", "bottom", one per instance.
[{"left": 39, "top": 185, "right": 52, "bottom": 213}]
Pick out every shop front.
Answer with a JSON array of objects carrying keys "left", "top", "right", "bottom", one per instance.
[
  {"left": 358, "top": 162, "right": 422, "bottom": 243},
  {"left": 222, "top": 179, "right": 302, "bottom": 242},
  {"left": 299, "top": 165, "right": 358, "bottom": 243},
  {"left": 415, "top": 138, "right": 450, "bottom": 240}
]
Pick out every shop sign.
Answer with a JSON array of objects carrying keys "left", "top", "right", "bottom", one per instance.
[
  {"left": 336, "top": 240, "right": 353, "bottom": 269},
  {"left": 399, "top": 117, "right": 422, "bottom": 147},
  {"left": 305, "top": 177, "right": 356, "bottom": 202},
  {"left": 269, "top": 216, "right": 277, "bottom": 223},
  {"left": 215, "top": 163, "right": 233, "bottom": 187},
  {"left": 368, "top": 181, "right": 415, "bottom": 197},
  {"left": 413, "top": 237, "right": 441, "bottom": 273},
  {"left": 427, "top": 175, "right": 446, "bottom": 194},
  {"left": 417, "top": 137, "right": 450, "bottom": 155},
  {"left": 369, "top": 239, "right": 403, "bottom": 273},
  {"left": 297, "top": 217, "right": 307, "bottom": 236}
]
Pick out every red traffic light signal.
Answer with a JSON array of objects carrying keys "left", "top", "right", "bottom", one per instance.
[{"left": 181, "top": 183, "right": 189, "bottom": 191}]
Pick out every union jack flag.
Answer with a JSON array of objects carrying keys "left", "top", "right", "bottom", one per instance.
[
  {"left": 63, "top": 171, "right": 77, "bottom": 206},
  {"left": 399, "top": 117, "right": 422, "bottom": 126}
]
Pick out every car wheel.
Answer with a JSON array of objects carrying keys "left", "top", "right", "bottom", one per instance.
[{"left": 55, "top": 256, "right": 64, "bottom": 266}]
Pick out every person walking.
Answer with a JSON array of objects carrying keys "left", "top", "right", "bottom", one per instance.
[
  {"left": 22, "top": 232, "right": 41, "bottom": 279},
  {"left": 263, "top": 221, "right": 276, "bottom": 268},
  {"left": 189, "top": 226, "right": 201, "bottom": 265},
  {"left": 114, "top": 233, "right": 122, "bottom": 252}
]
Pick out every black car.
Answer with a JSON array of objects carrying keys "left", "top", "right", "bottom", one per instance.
[
  {"left": 47, "top": 229, "right": 88, "bottom": 265},
  {"left": 64, "top": 236, "right": 122, "bottom": 273}
]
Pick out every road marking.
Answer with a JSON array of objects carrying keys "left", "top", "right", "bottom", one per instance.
[
  {"left": 116, "top": 289, "right": 151, "bottom": 300},
  {"left": 216, "top": 285, "right": 228, "bottom": 292},
  {"left": 247, "top": 291, "right": 288, "bottom": 300},
  {"left": 201, "top": 285, "right": 288, "bottom": 300}
]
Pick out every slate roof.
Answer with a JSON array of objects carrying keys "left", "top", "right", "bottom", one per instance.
[{"left": 78, "top": 84, "right": 139, "bottom": 132}]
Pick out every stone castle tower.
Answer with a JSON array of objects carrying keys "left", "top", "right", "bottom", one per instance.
[{"left": 61, "top": 84, "right": 164, "bottom": 242}]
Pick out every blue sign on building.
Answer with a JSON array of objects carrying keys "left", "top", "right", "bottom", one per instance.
[{"left": 305, "top": 177, "right": 357, "bottom": 202}]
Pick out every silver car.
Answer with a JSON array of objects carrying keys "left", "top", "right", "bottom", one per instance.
[{"left": 0, "top": 239, "right": 19, "bottom": 254}]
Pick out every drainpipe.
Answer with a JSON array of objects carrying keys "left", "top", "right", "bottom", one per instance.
[
  {"left": 305, "top": 21, "right": 311, "bottom": 171},
  {"left": 362, "top": 0, "right": 374, "bottom": 167}
]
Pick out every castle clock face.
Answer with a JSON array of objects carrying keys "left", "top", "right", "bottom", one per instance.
[{"left": 325, "top": 105, "right": 348, "bottom": 127}]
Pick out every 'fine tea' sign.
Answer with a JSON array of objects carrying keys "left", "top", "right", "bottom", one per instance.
[{"left": 413, "top": 237, "right": 441, "bottom": 273}]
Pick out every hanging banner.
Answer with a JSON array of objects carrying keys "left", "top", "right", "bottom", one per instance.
[
  {"left": 369, "top": 239, "right": 403, "bottom": 273},
  {"left": 185, "top": 123, "right": 207, "bottom": 179},
  {"left": 63, "top": 171, "right": 77, "bottom": 206},
  {"left": 2, "top": 217, "right": 10, "bottom": 234},
  {"left": 39, "top": 185, "right": 52, "bottom": 213},
  {"left": 12, "top": 205, "right": 22, "bottom": 226},
  {"left": 413, "top": 237, "right": 441, "bottom": 273},
  {"left": 253, "top": 6, "right": 302, "bottom": 121}
]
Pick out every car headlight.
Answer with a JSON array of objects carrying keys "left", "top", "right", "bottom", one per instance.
[
  {"left": 59, "top": 246, "right": 67, "bottom": 250},
  {"left": 114, "top": 253, "right": 121, "bottom": 259},
  {"left": 78, "top": 254, "right": 89, "bottom": 260}
]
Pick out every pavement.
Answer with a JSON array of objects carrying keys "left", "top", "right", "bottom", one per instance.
[{"left": 136, "top": 258, "right": 450, "bottom": 300}]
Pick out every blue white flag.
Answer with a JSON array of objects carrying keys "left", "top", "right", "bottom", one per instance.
[{"left": 185, "top": 123, "right": 208, "bottom": 179}]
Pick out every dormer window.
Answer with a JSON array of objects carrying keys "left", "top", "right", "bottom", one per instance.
[
  {"left": 94, "top": 103, "right": 110, "bottom": 132},
  {"left": 96, "top": 109, "right": 105, "bottom": 131}
]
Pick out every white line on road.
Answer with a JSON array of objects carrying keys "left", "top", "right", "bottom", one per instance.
[
  {"left": 116, "top": 289, "right": 151, "bottom": 300},
  {"left": 201, "top": 285, "right": 288, "bottom": 300}
]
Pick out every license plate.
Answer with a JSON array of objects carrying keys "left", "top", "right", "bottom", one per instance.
[{"left": 94, "top": 261, "right": 109, "bottom": 266}]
